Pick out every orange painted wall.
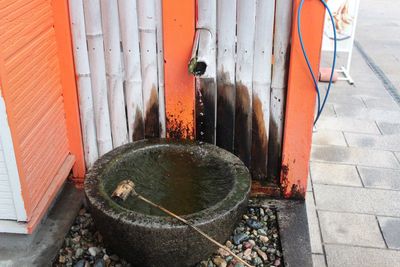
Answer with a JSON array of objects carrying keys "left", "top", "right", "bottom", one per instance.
[
  {"left": 0, "top": 0, "right": 74, "bottom": 226},
  {"left": 281, "top": 0, "right": 326, "bottom": 199}
]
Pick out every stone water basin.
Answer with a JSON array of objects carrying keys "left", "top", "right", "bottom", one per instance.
[{"left": 84, "top": 139, "right": 251, "bottom": 267}]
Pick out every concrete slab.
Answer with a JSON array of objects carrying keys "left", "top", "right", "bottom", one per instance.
[
  {"left": 358, "top": 166, "right": 400, "bottom": 190},
  {"left": 325, "top": 244, "right": 400, "bottom": 267},
  {"left": 377, "top": 122, "right": 400, "bottom": 135},
  {"left": 378, "top": 216, "right": 400, "bottom": 249},
  {"left": 312, "top": 254, "right": 326, "bottom": 267},
  {"left": 363, "top": 97, "right": 400, "bottom": 111},
  {"left": 306, "top": 193, "right": 323, "bottom": 254},
  {"left": 345, "top": 132, "right": 400, "bottom": 151},
  {"left": 334, "top": 106, "right": 400, "bottom": 124},
  {"left": 312, "top": 130, "right": 347, "bottom": 146},
  {"left": 318, "top": 211, "right": 385, "bottom": 248},
  {"left": 310, "top": 162, "right": 362, "bottom": 187},
  {"left": 0, "top": 181, "right": 83, "bottom": 267},
  {"left": 315, "top": 117, "right": 380, "bottom": 134},
  {"left": 311, "top": 145, "right": 400, "bottom": 169}
]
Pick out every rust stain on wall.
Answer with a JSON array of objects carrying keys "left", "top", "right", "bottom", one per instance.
[
  {"left": 280, "top": 164, "right": 306, "bottom": 199},
  {"left": 144, "top": 86, "right": 160, "bottom": 138},
  {"left": 251, "top": 96, "right": 268, "bottom": 181},
  {"left": 216, "top": 72, "right": 235, "bottom": 152},
  {"left": 234, "top": 82, "right": 251, "bottom": 167},
  {"left": 196, "top": 78, "right": 216, "bottom": 144}
]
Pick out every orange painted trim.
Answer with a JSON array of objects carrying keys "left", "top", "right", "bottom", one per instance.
[
  {"left": 0, "top": 54, "right": 32, "bottom": 219},
  {"left": 52, "top": 0, "right": 86, "bottom": 180},
  {"left": 281, "top": 0, "right": 326, "bottom": 199},
  {"left": 163, "top": 0, "right": 195, "bottom": 139}
]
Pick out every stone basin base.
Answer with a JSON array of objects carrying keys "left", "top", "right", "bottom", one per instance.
[{"left": 84, "top": 139, "right": 251, "bottom": 267}]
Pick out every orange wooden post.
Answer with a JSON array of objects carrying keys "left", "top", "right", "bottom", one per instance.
[
  {"left": 281, "top": 0, "right": 326, "bottom": 199},
  {"left": 52, "top": 0, "right": 86, "bottom": 180},
  {"left": 162, "top": 0, "right": 196, "bottom": 139}
]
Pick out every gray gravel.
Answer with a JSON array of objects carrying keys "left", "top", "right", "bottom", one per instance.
[{"left": 55, "top": 200, "right": 282, "bottom": 267}]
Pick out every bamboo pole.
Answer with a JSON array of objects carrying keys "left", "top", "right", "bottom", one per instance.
[
  {"left": 69, "top": 0, "right": 99, "bottom": 167},
  {"left": 155, "top": 0, "right": 166, "bottom": 138},
  {"left": 194, "top": 0, "right": 217, "bottom": 144},
  {"left": 118, "top": 0, "right": 145, "bottom": 142},
  {"left": 234, "top": 0, "right": 257, "bottom": 168},
  {"left": 137, "top": 0, "right": 160, "bottom": 138},
  {"left": 268, "top": 0, "right": 293, "bottom": 181},
  {"left": 216, "top": 0, "right": 236, "bottom": 152},
  {"left": 82, "top": 0, "right": 113, "bottom": 156},
  {"left": 251, "top": 0, "right": 275, "bottom": 182},
  {"left": 100, "top": 0, "right": 129, "bottom": 147}
]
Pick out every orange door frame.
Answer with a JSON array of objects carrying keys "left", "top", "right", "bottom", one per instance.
[
  {"left": 52, "top": 0, "right": 86, "bottom": 181},
  {"left": 162, "top": 0, "right": 196, "bottom": 140},
  {"left": 281, "top": 0, "right": 326, "bottom": 199}
]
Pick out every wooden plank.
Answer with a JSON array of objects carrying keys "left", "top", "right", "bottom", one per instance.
[
  {"left": 83, "top": 0, "right": 113, "bottom": 154},
  {"left": 138, "top": 0, "right": 160, "bottom": 138},
  {"left": 234, "top": 0, "right": 256, "bottom": 167},
  {"left": 155, "top": 0, "right": 166, "bottom": 138},
  {"left": 163, "top": 0, "right": 195, "bottom": 140},
  {"left": 194, "top": 0, "right": 217, "bottom": 144},
  {"left": 69, "top": 0, "right": 99, "bottom": 167},
  {"left": 268, "top": 0, "right": 293, "bottom": 182},
  {"left": 51, "top": 0, "right": 85, "bottom": 179},
  {"left": 118, "top": 0, "right": 144, "bottom": 142},
  {"left": 100, "top": 0, "right": 128, "bottom": 147},
  {"left": 216, "top": 0, "right": 236, "bottom": 152},
  {"left": 251, "top": 0, "right": 275, "bottom": 182},
  {"left": 281, "top": 0, "right": 326, "bottom": 199}
]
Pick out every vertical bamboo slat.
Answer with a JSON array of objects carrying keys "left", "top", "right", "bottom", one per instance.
[
  {"left": 118, "top": 0, "right": 144, "bottom": 142},
  {"left": 234, "top": 0, "right": 257, "bottom": 167},
  {"left": 251, "top": 0, "right": 275, "bottom": 182},
  {"left": 100, "top": 0, "right": 128, "bottom": 147},
  {"left": 137, "top": 0, "right": 160, "bottom": 138},
  {"left": 195, "top": 0, "right": 217, "bottom": 144},
  {"left": 69, "top": 0, "right": 98, "bottom": 167},
  {"left": 82, "top": 0, "right": 113, "bottom": 155},
  {"left": 216, "top": 0, "right": 236, "bottom": 152},
  {"left": 269, "top": 0, "right": 293, "bottom": 181},
  {"left": 155, "top": 0, "right": 166, "bottom": 138}
]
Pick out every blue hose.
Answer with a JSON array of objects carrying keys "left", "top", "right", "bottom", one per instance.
[{"left": 297, "top": 0, "right": 337, "bottom": 125}]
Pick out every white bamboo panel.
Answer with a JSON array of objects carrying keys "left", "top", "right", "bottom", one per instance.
[
  {"left": 216, "top": 0, "right": 236, "bottom": 152},
  {"left": 118, "top": 0, "right": 144, "bottom": 142},
  {"left": 100, "top": 0, "right": 128, "bottom": 147},
  {"left": 268, "top": 0, "right": 293, "bottom": 179},
  {"left": 195, "top": 0, "right": 217, "bottom": 144},
  {"left": 69, "top": 0, "right": 98, "bottom": 167},
  {"left": 251, "top": 0, "right": 275, "bottom": 181},
  {"left": 83, "top": 0, "right": 113, "bottom": 155},
  {"left": 137, "top": 0, "right": 160, "bottom": 138},
  {"left": 155, "top": 0, "right": 166, "bottom": 138},
  {"left": 234, "top": 0, "right": 257, "bottom": 167}
]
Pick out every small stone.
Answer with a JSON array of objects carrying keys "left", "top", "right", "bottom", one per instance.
[
  {"left": 237, "top": 244, "right": 243, "bottom": 250},
  {"left": 248, "top": 239, "right": 256, "bottom": 246},
  {"left": 252, "top": 230, "right": 258, "bottom": 236},
  {"left": 259, "top": 235, "right": 269, "bottom": 243},
  {"left": 218, "top": 247, "right": 231, "bottom": 257},
  {"left": 246, "top": 219, "right": 263, "bottom": 230},
  {"left": 207, "top": 260, "right": 215, "bottom": 267},
  {"left": 274, "top": 259, "right": 281, "bottom": 266},
  {"left": 71, "top": 225, "right": 80, "bottom": 232},
  {"left": 74, "top": 260, "right": 86, "bottom": 267},
  {"left": 59, "top": 255, "right": 66, "bottom": 263},
  {"left": 242, "top": 241, "right": 253, "bottom": 250},
  {"left": 225, "top": 240, "right": 233, "bottom": 249},
  {"left": 243, "top": 248, "right": 252, "bottom": 257},
  {"left": 242, "top": 215, "right": 249, "bottom": 220},
  {"left": 75, "top": 248, "right": 84, "bottom": 258},
  {"left": 255, "top": 247, "right": 269, "bottom": 262},
  {"left": 213, "top": 256, "right": 227, "bottom": 267},
  {"left": 261, "top": 246, "right": 267, "bottom": 251},
  {"left": 252, "top": 257, "right": 263, "bottom": 266},
  {"left": 251, "top": 251, "right": 257, "bottom": 258},
  {"left": 257, "top": 229, "right": 267, "bottom": 236},
  {"left": 109, "top": 254, "right": 119, "bottom": 261},
  {"left": 234, "top": 264, "right": 244, "bottom": 267},
  {"left": 94, "top": 259, "right": 105, "bottom": 267},
  {"left": 88, "top": 247, "right": 100, "bottom": 257},
  {"left": 259, "top": 208, "right": 265, "bottom": 216},
  {"left": 233, "top": 233, "right": 249, "bottom": 245}
]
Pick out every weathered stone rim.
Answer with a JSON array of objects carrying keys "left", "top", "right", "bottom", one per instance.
[{"left": 84, "top": 139, "right": 251, "bottom": 229}]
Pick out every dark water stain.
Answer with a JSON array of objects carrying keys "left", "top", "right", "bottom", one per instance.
[
  {"left": 166, "top": 114, "right": 192, "bottom": 140},
  {"left": 196, "top": 78, "right": 216, "bottom": 144},
  {"left": 216, "top": 72, "right": 235, "bottom": 152},
  {"left": 132, "top": 108, "right": 144, "bottom": 141},
  {"left": 234, "top": 82, "right": 251, "bottom": 168},
  {"left": 102, "top": 146, "right": 235, "bottom": 216},
  {"left": 267, "top": 108, "right": 283, "bottom": 185},
  {"left": 144, "top": 86, "right": 160, "bottom": 138},
  {"left": 251, "top": 96, "right": 268, "bottom": 182}
]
